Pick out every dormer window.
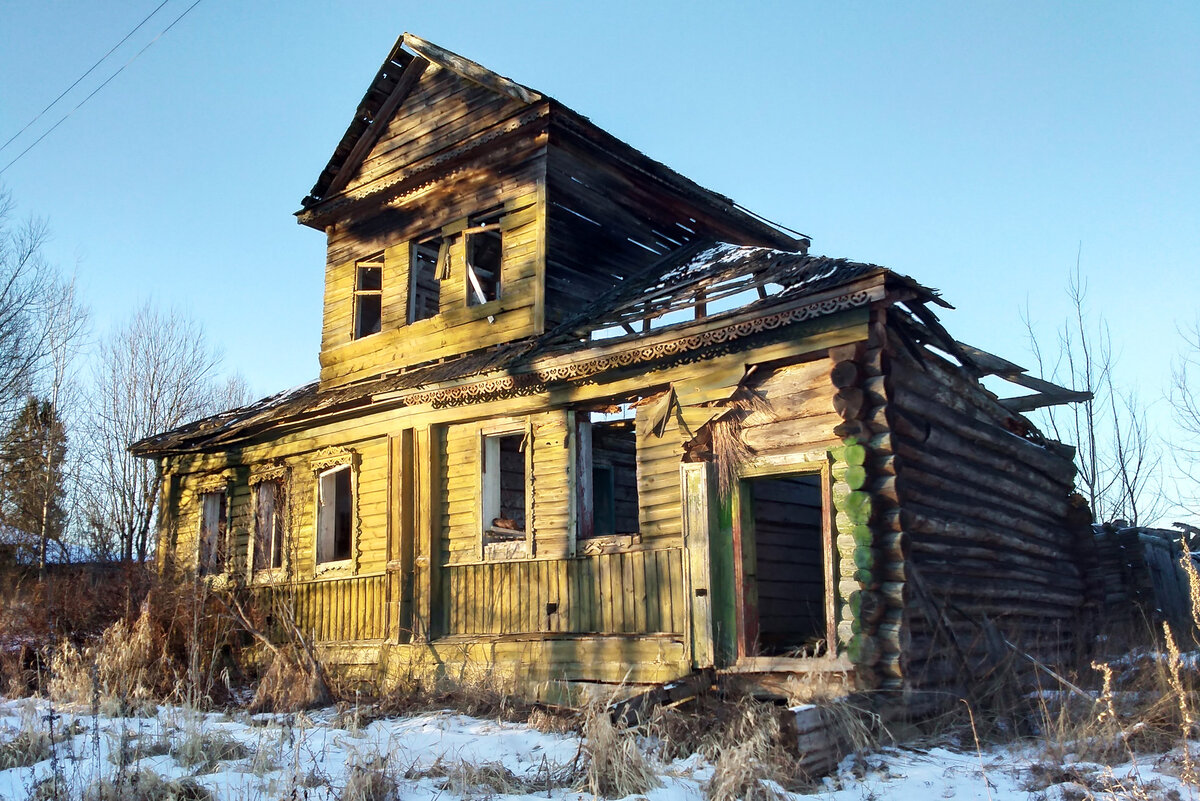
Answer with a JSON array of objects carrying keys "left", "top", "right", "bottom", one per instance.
[
  {"left": 408, "top": 239, "right": 442, "bottom": 323},
  {"left": 464, "top": 210, "right": 503, "bottom": 307},
  {"left": 353, "top": 253, "right": 384, "bottom": 339}
]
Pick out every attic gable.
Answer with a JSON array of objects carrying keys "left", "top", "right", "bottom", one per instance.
[{"left": 300, "top": 34, "right": 543, "bottom": 218}]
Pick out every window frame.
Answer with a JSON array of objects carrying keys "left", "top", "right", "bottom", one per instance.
[
  {"left": 463, "top": 211, "right": 503, "bottom": 308},
  {"left": 352, "top": 252, "right": 384, "bottom": 340},
  {"left": 249, "top": 472, "right": 289, "bottom": 581},
  {"left": 311, "top": 448, "right": 359, "bottom": 575},
  {"left": 196, "top": 485, "right": 229, "bottom": 578},
  {"left": 478, "top": 421, "right": 530, "bottom": 561},
  {"left": 407, "top": 237, "right": 444, "bottom": 324}
]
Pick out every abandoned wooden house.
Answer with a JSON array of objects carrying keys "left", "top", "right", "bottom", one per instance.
[{"left": 133, "top": 34, "right": 1095, "bottom": 708}]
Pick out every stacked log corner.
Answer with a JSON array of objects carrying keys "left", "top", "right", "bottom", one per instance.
[
  {"left": 828, "top": 315, "right": 904, "bottom": 693},
  {"left": 883, "top": 322, "right": 1087, "bottom": 714}
]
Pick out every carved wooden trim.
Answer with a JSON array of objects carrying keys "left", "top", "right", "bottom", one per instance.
[
  {"left": 310, "top": 446, "right": 359, "bottom": 473},
  {"left": 399, "top": 289, "right": 872, "bottom": 409},
  {"left": 248, "top": 460, "right": 289, "bottom": 485}
]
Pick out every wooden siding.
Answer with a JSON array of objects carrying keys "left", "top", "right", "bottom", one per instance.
[
  {"left": 340, "top": 64, "right": 530, "bottom": 198},
  {"left": 319, "top": 185, "right": 545, "bottom": 387},
  {"left": 635, "top": 404, "right": 684, "bottom": 546},
  {"left": 252, "top": 573, "right": 389, "bottom": 643},
  {"left": 442, "top": 549, "right": 686, "bottom": 635}
]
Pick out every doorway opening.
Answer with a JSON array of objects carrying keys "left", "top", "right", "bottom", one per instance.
[{"left": 740, "top": 473, "right": 830, "bottom": 657}]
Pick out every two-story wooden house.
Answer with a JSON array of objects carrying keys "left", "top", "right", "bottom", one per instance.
[{"left": 134, "top": 34, "right": 1095, "bottom": 708}]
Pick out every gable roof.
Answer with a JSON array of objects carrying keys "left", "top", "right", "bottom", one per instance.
[{"left": 296, "top": 34, "right": 806, "bottom": 250}]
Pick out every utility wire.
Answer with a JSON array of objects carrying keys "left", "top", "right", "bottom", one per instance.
[
  {"left": 0, "top": 0, "right": 205, "bottom": 177},
  {"left": 0, "top": 0, "right": 174, "bottom": 154}
]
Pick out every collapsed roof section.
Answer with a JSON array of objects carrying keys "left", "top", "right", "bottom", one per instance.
[{"left": 131, "top": 243, "right": 1084, "bottom": 457}]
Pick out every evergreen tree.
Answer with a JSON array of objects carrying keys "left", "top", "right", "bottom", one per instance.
[{"left": 0, "top": 395, "right": 67, "bottom": 567}]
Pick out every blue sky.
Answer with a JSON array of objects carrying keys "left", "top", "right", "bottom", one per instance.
[{"left": 2, "top": 2, "right": 1197, "bottom": 510}]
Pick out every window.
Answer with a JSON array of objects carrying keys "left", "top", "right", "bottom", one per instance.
[
  {"left": 464, "top": 211, "right": 502, "bottom": 307},
  {"left": 253, "top": 479, "right": 286, "bottom": 572},
  {"left": 578, "top": 417, "right": 639, "bottom": 542},
  {"left": 353, "top": 253, "right": 383, "bottom": 339},
  {"left": 408, "top": 239, "right": 442, "bottom": 323},
  {"left": 316, "top": 465, "right": 353, "bottom": 564},
  {"left": 481, "top": 432, "right": 526, "bottom": 557},
  {"left": 198, "top": 490, "right": 227, "bottom": 576}
]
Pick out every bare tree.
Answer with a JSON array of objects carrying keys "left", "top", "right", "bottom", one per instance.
[
  {"left": 0, "top": 188, "right": 64, "bottom": 425},
  {"left": 81, "top": 302, "right": 248, "bottom": 563},
  {"left": 1024, "top": 257, "right": 1164, "bottom": 526},
  {"left": 1171, "top": 320, "right": 1200, "bottom": 513}
]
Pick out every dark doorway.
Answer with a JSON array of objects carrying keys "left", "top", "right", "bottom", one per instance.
[{"left": 742, "top": 473, "right": 828, "bottom": 657}]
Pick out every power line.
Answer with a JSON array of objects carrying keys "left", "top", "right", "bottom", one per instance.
[
  {"left": 0, "top": 0, "right": 205, "bottom": 177},
  {"left": 0, "top": 0, "right": 174, "bottom": 154}
]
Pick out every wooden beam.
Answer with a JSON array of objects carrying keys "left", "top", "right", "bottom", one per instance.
[
  {"left": 322, "top": 56, "right": 429, "bottom": 201},
  {"left": 403, "top": 33, "right": 542, "bottom": 104}
]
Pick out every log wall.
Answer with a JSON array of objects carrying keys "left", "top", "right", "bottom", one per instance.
[{"left": 885, "top": 325, "right": 1088, "bottom": 706}]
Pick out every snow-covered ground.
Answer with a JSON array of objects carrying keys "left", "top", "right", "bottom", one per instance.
[{"left": 0, "top": 695, "right": 1195, "bottom": 800}]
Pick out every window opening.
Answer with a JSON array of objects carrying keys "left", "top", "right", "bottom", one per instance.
[
  {"left": 464, "top": 211, "right": 502, "bottom": 307},
  {"left": 408, "top": 239, "right": 442, "bottom": 323},
  {"left": 482, "top": 432, "right": 526, "bottom": 545},
  {"left": 580, "top": 417, "right": 639, "bottom": 539},
  {"left": 198, "top": 490, "right": 227, "bottom": 576},
  {"left": 353, "top": 253, "right": 383, "bottom": 339},
  {"left": 317, "top": 466, "right": 353, "bottom": 563},
  {"left": 743, "top": 473, "right": 828, "bottom": 657},
  {"left": 253, "top": 479, "right": 286, "bottom": 572}
]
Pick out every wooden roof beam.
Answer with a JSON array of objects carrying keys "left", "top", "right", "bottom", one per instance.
[{"left": 321, "top": 56, "right": 429, "bottom": 201}]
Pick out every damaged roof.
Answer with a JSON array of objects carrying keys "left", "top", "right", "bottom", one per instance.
[
  {"left": 131, "top": 243, "right": 917, "bottom": 456},
  {"left": 296, "top": 34, "right": 805, "bottom": 250}
]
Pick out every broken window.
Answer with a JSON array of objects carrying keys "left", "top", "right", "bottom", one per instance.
[
  {"left": 481, "top": 431, "right": 527, "bottom": 557},
  {"left": 578, "top": 416, "right": 640, "bottom": 541},
  {"left": 353, "top": 253, "right": 383, "bottom": 339},
  {"left": 316, "top": 465, "right": 353, "bottom": 564},
  {"left": 198, "top": 490, "right": 227, "bottom": 576},
  {"left": 408, "top": 238, "right": 442, "bottom": 323},
  {"left": 253, "top": 478, "right": 286, "bottom": 572},
  {"left": 464, "top": 211, "right": 502, "bottom": 307}
]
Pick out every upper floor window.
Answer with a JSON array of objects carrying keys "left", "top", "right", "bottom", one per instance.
[
  {"left": 408, "top": 239, "right": 442, "bottom": 323},
  {"left": 464, "top": 210, "right": 503, "bottom": 307},
  {"left": 353, "top": 253, "right": 384, "bottom": 339}
]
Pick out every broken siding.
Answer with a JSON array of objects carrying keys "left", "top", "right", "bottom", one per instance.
[
  {"left": 319, "top": 182, "right": 546, "bottom": 387},
  {"left": 635, "top": 405, "right": 684, "bottom": 546}
]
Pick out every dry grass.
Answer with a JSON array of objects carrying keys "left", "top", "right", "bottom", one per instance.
[
  {"left": 169, "top": 729, "right": 250, "bottom": 772},
  {"left": 581, "top": 701, "right": 659, "bottom": 798},
  {"left": 49, "top": 600, "right": 178, "bottom": 713},
  {"left": 0, "top": 712, "right": 52, "bottom": 770},
  {"left": 703, "top": 701, "right": 796, "bottom": 801},
  {"left": 80, "top": 769, "right": 213, "bottom": 801},
  {"left": 340, "top": 758, "right": 399, "bottom": 801},
  {"left": 247, "top": 648, "right": 330, "bottom": 713}
]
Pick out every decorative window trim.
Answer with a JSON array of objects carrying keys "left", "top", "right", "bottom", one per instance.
[
  {"left": 311, "top": 448, "right": 360, "bottom": 576},
  {"left": 248, "top": 464, "right": 290, "bottom": 583}
]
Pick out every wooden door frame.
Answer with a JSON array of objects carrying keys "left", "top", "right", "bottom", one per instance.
[{"left": 731, "top": 456, "right": 835, "bottom": 662}]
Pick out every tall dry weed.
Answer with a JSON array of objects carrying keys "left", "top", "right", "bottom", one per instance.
[
  {"left": 704, "top": 701, "right": 794, "bottom": 801},
  {"left": 581, "top": 702, "right": 659, "bottom": 798},
  {"left": 49, "top": 600, "right": 177, "bottom": 712}
]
